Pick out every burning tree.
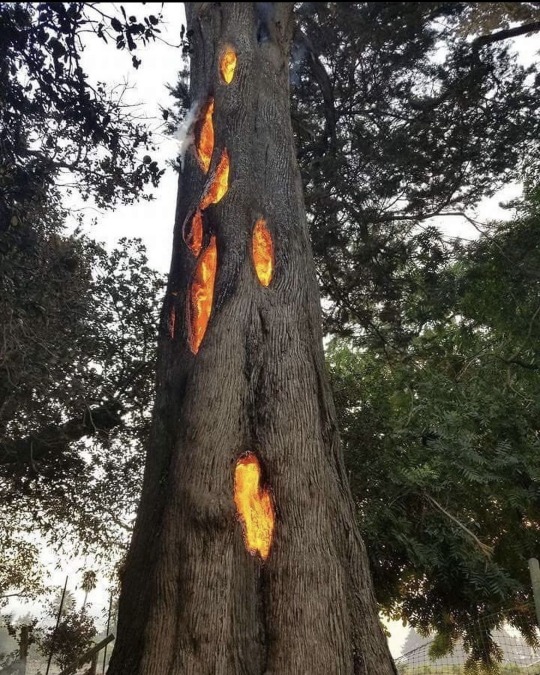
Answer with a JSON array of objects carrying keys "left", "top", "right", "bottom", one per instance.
[{"left": 108, "top": 3, "right": 396, "bottom": 673}]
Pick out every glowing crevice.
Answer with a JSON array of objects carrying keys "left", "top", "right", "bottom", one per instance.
[
  {"left": 188, "top": 236, "right": 217, "bottom": 354},
  {"left": 200, "top": 150, "right": 230, "bottom": 209},
  {"left": 196, "top": 99, "right": 214, "bottom": 173},
  {"left": 168, "top": 304, "right": 176, "bottom": 340},
  {"left": 252, "top": 219, "right": 274, "bottom": 287},
  {"left": 220, "top": 45, "right": 237, "bottom": 84},
  {"left": 234, "top": 453, "right": 275, "bottom": 560},
  {"left": 184, "top": 209, "right": 204, "bottom": 257}
]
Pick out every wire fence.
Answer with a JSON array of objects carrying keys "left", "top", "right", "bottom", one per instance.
[{"left": 395, "top": 609, "right": 540, "bottom": 674}]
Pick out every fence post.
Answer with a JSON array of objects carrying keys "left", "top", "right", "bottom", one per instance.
[
  {"left": 89, "top": 653, "right": 98, "bottom": 675},
  {"left": 19, "top": 625, "right": 29, "bottom": 675},
  {"left": 57, "top": 635, "right": 115, "bottom": 675},
  {"left": 46, "top": 575, "right": 69, "bottom": 675},
  {"left": 529, "top": 558, "right": 540, "bottom": 629}
]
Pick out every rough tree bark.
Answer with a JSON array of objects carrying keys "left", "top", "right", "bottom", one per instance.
[{"left": 107, "top": 3, "right": 397, "bottom": 674}]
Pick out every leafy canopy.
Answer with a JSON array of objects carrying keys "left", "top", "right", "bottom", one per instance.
[
  {"left": 0, "top": 1, "right": 166, "bottom": 217},
  {"left": 0, "top": 2, "right": 170, "bottom": 595},
  {"left": 329, "top": 189, "right": 540, "bottom": 657}
]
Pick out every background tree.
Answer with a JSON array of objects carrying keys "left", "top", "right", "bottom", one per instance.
[
  {"left": 456, "top": 2, "right": 540, "bottom": 40},
  {"left": 283, "top": 2, "right": 540, "bottom": 658},
  {"left": 292, "top": 1, "right": 540, "bottom": 344},
  {"left": 328, "top": 188, "right": 540, "bottom": 661},
  {"left": 0, "top": 536, "right": 42, "bottom": 602},
  {"left": 81, "top": 571, "right": 97, "bottom": 609},
  {"left": 36, "top": 606, "right": 97, "bottom": 672},
  {"left": 0, "top": 229, "right": 164, "bottom": 593},
  {"left": 0, "top": 1, "right": 169, "bottom": 595},
  {"left": 0, "top": 615, "right": 38, "bottom": 674},
  {"left": 0, "top": 1, "right": 166, "bottom": 221}
]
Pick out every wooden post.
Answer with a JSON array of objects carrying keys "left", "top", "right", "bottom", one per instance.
[
  {"left": 102, "top": 593, "right": 113, "bottom": 674},
  {"left": 89, "top": 653, "right": 98, "bottom": 675},
  {"left": 57, "top": 635, "right": 115, "bottom": 675},
  {"left": 18, "top": 625, "right": 29, "bottom": 675},
  {"left": 45, "top": 575, "right": 69, "bottom": 675},
  {"left": 529, "top": 558, "right": 540, "bottom": 629}
]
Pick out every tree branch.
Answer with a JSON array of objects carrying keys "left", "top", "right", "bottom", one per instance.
[
  {"left": 0, "top": 404, "right": 123, "bottom": 467},
  {"left": 496, "top": 356, "right": 539, "bottom": 371},
  {"left": 294, "top": 27, "right": 337, "bottom": 153},
  {"left": 424, "top": 493, "right": 494, "bottom": 558},
  {"left": 472, "top": 21, "right": 540, "bottom": 48}
]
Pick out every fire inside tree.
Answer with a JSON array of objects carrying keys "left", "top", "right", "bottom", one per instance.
[{"left": 108, "top": 3, "right": 396, "bottom": 674}]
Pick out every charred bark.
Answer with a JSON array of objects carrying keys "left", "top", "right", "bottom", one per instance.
[{"left": 108, "top": 4, "right": 396, "bottom": 674}]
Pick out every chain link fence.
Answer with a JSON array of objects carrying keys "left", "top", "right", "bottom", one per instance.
[{"left": 395, "top": 609, "right": 540, "bottom": 674}]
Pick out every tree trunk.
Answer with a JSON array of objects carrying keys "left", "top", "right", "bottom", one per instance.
[{"left": 107, "top": 3, "right": 396, "bottom": 674}]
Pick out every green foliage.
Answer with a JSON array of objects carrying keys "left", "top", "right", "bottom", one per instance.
[
  {"left": 36, "top": 607, "right": 97, "bottom": 670},
  {"left": 328, "top": 192, "right": 540, "bottom": 659},
  {"left": 457, "top": 2, "right": 540, "bottom": 36},
  {"left": 0, "top": 535, "right": 42, "bottom": 599},
  {"left": 81, "top": 571, "right": 97, "bottom": 596},
  {"left": 283, "top": 2, "right": 540, "bottom": 656},
  {"left": 0, "top": 227, "right": 164, "bottom": 591},
  {"left": 292, "top": 2, "right": 540, "bottom": 342},
  {"left": 0, "top": 2, "right": 166, "bottom": 216},
  {"left": 0, "top": 1, "right": 170, "bottom": 598},
  {"left": 47, "top": 588, "right": 77, "bottom": 617}
]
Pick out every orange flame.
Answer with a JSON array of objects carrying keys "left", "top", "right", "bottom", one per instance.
[
  {"left": 185, "top": 209, "right": 203, "bottom": 257},
  {"left": 234, "top": 453, "right": 274, "bottom": 560},
  {"left": 188, "top": 236, "right": 217, "bottom": 354},
  {"left": 252, "top": 219, "right": 274, "bottom": 287},
  {"left": 200, "top": 150, "right": 230, "bottom": 209},
  {"left": 220, "top": 45, "right": 237, "bottom": 84},
  {"left": 196, "top": 99, "right": 214, "bottom": 173}
]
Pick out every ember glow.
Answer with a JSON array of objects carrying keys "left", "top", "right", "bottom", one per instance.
[
  {"left": 168, "top": 304, "right": 176, "bottom": 339},
  {"left": 196, "top": 99, "right": 214, "bottom": 173},
  {"left": 234, "top": 453, "right": 274, "bottom": 560},
  {"left": 220, "top": 45, "right": 237, "bottom": 84},
  {"left": 200, "top": 150, "right": 230, "bottom": 209},
  {"left": 185, "top": 209, "right": 204, "bottom": 257},
  {"left": 252, "top": 219, "right": 273, "bottom": 286},
  {"left": 188, "top": 236, "right": 217, "bottom": 354}
]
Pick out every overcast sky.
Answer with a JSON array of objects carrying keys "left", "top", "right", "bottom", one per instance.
[{"left": 72, "top": 2, "right": 187, "bottom": 274}]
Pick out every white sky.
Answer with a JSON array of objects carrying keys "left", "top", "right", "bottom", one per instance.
[
  {"left": 5, "top": 4, "right": 540, "bottom": 659},
  {"left": 74, "top": 2, "right": 187, "bottom": 274}
]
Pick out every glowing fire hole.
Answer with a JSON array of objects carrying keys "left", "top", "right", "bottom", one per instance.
[
  {"left": 252, "top": 219, "right": 274, "bottom": 287},
  {"left": 220, "top": 45, "right": 237, "bottom": 84},
  {"left": 168, "top": 304, "right": 176, "bottom": 339},
  {"left": 185, "top": 209, "right": 204, "bottom": 257},
  {"left": 196, "top": 99, "right": 214, "bottom": 173},
  {"left": 200, "top": 150, "right": 230, "bottom": 209},
  {"left": 234, "top": 453, "right": 275, "bottom": 560},
  {"left": 188, "top": 236, "right": 217, "bottom": 354}
]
